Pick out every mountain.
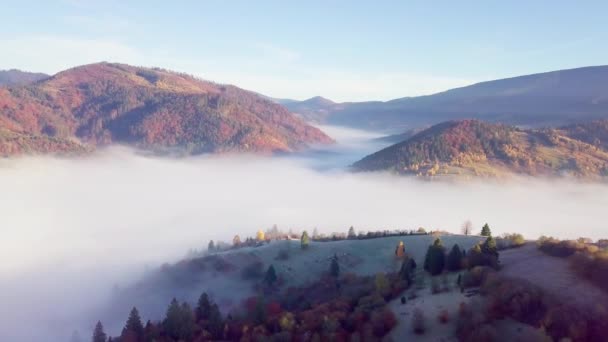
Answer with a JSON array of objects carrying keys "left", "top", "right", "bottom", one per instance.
[
  {"left": 0, "top": 63, "right": 333, "bottom": 156},
  {"left": 0, "top": 69, "right": 49, "bottom": 86},
  {"left": 353, "top": 119, "right": 608, "bottom": 178},
  {"left": 285, "top": 66, "right": 608, "bottom": 132},
  {"left": 280, "top": 96, "right": 339, "bottom": 123}
]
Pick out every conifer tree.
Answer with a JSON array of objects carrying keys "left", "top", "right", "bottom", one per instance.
[
  {"left": 207, "top": 303, "right": 223, "bottom": 339},
  {"left": 163, "top": 299, "right": 194, "bottom": 341},
  {"left": 399, "top": 257, "right": 416, "bottom": 283},
  {"left": 92, "top": 321, "right": 107, "bottom": 342},
  {"left": 122, "top": 307, "right": 144, "bottom": 341},
  {"left": 330, "top": 254, "right": 340, "bottom": 278},
  {"left": 348, "top": 226, "right": 356, "bottom": 239},
  {"left": 264, "top": 265, "right": 277, "bottom": 286},
  {"left": 480, "top": 223, "right": 492, "bottom": 237},
  {"left": 446, "top": 244, "right": 463, "bottom": 271},
  {"left": 208, "top": 240, "right": 215, "bottom": 252},
  {"left": 424, "top": 238, "right": 446, "bottom": 275},
  {"left": 197, "top": 292, "right": 211, "bottom": 321},
  {"left": 163, "top": 298, "right": 182, "bottom": 340}
]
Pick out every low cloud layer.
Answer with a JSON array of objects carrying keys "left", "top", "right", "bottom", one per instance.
[{"left": 1, "top": 141, "right": 607, "bottom": 341}]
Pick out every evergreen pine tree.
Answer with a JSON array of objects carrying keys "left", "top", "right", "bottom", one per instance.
[
  {"left": 92, "top": 321, "right": 107, "bottom": 342},
  {"left": 207, "top": 303, "right": 223, "bottom": 339},
  {"left": 446, "top": 244, "right": 463, "bottom": 271},
  {"left": 424, "top": 238, "right": 446, "bottom": 275},
  {"left": 264, "top": 265, "right": 277, "bottom": 286},
  {"left": 163, "top": 298, "right": 182, "bottom": 339},
  {"left": 197, "top": 292, "right": 211, "bottom": 321},
  {"left": 122, "top": 307, "right": 144, "bottom": 341},
  {"left": 179, "top": 302, "right": 195, "bottom": 341},
  {"left": 482, "top": 236, "right": 498, "bottom": 257},
  {"left": 301, "top": 231, "right": 310, "bottom": 249},
  {"left": 208, "top": 240, "right": 215, "bottom": 252},
  {"left": 330, "top": 255, "right": 340, "bottom": 278},
  {"left": 480, "top": 223, "right": 492, "bottom": 237},
  {"left": 348, "top": 226, "right": 356, "bottom": 239},
  {"left": 399, "top": 257, "right": 415, "bottom": 283}
]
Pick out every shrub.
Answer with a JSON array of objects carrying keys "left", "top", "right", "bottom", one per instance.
[
  {"left": 412, "top": 308, "right": 426, "bottom": 334},
  {"left": 462, "top": 266, "right": 495, "bottom": 288},
  {"left": 370, "top": 308, "right": 397, "bottom": 337}
]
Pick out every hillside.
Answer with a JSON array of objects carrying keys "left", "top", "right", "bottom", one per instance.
[
  {"left": 104, "top": 234, "right": 483, "bottom": 330},
  {"left": 352, "top": 119, "right": 608, "bottom": 178},
  {"left": 284, "top": 66, "right": 608, "bottom": 131},
  {"left": 558, "top": 119, "right": 608, "bottom": 150},
  {"left": 280, "top": 96, "right": 340, "bottom": 123},
  {"left": 0, "top": 63, "right": 332, "bottom": 156},
  {"left": 0, "top": 69, "right": 49, "bottom": 86}
]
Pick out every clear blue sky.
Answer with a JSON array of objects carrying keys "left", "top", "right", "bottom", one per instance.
[{"left": 1, "top": 0, "right": 607, "bottom": 101}]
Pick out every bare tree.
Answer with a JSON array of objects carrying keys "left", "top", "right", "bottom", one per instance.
[{"left": 461, "top": 220, "right": 473, "bottom": 236}]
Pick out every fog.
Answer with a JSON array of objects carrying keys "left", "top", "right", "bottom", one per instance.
[{"left": 1, "top": 126, "right": 607, "bottom": 341}]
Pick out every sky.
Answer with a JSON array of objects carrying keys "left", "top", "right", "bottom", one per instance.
[{"left": 1, "top": 1, "right": 607, "bottom": 101}]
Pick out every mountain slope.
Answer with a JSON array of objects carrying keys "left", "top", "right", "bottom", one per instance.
[
  {"left": 285, "top": 66, "right": 608, "bottom": 131},
  {"left": 0, "top": 63, "right": 332, "bottom": 156},
  {"left": 353, "top": 120, "right": 608, "bottom": 178},
  {"left": 280, "top": 96, "right": 339, "bottom": 123},
  {"left": 0, "top": 69, "right": 49, "bottom": 86}
]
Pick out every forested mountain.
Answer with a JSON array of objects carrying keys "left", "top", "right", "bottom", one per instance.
[
  {"left": 0, "top": 63, "right": 332, "bottom": 156},
  {"left": 284, "top": 66, "right": 608, "bottom": 131},
  {"left": 353, "top": 119, "right": 608, "bottom": 178},
  {"left": 0, "top": 69, "right": 49, "bottom": 86}
]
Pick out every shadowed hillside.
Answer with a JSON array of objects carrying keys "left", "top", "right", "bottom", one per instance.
[
  {"left": 284, "top": 66, "right": 608, "bottom": 131},
  {"left": 353, "top": 119, "right": 608, "bottom": 178},
  {"left": 0, "top": 63, "right": 333, "bottom": 156}
]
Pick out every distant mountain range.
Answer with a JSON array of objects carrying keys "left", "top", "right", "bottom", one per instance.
[
  {"left": 353, "top": 119, "right": 608, "bottom": 179},
  {"left": 0, "top": 69, "right": 49, "bottom": 87},
  {"left": 282, "top": 66, "right": 608, "bottom": 132},
  {"left": 0, "top": 63, "right": 332, "bottom": 156}
]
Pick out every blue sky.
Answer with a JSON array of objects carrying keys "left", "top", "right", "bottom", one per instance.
[{"left": 1, "top": 1, "right": 607, "bottom": 101}]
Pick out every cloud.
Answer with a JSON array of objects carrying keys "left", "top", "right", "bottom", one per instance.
[{"left": 1, "top": 141, "right": 607, "bottom": 340}]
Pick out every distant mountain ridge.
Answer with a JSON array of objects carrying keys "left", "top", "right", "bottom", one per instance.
[
  {"left": 0, "top": 63, "right": 333, "bottom": 156},
  {"left": 0, "top": 69, "right": 49, "bottom": 86},
  {"left": 353, "top": 119, "right": 608, "bottom": 179},
  {"left": 283, "top": 66, "right": 608, "bottom": 131}
]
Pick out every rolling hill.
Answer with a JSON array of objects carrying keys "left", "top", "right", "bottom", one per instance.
[
  {"left": 0, "top": 63, "right": 332, "bottom": 156},
  {"left": 352, "top": 119, "right": 608, "bottom": 178},
  {"left": 283, "top": 66, "right": 608, "bottom": 131},
  {"left": 0, "top": 69, "right": 49, "bottom": 86}
]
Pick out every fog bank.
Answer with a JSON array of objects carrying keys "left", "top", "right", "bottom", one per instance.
[{"left": 1, "top": 145, "right": 607, "bottom": 341}]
